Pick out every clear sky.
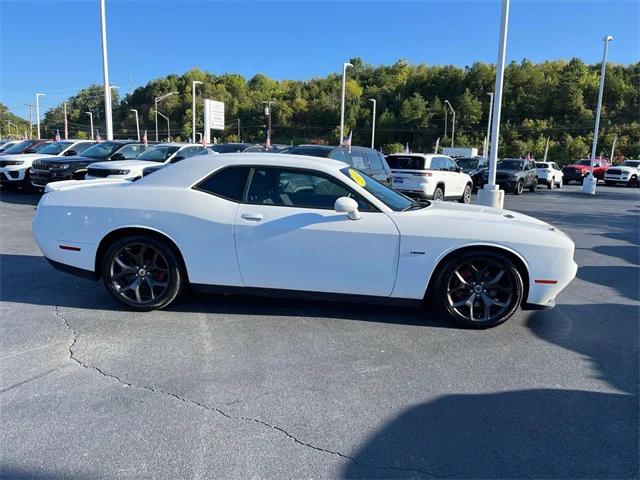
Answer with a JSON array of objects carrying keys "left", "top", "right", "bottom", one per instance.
[{"left": 1, "top": 0, "right": 638, "bottom": 120}]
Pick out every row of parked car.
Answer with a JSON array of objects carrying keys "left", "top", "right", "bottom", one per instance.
[{"left": 1, "top": 138, "right": 638, "bottom": 199}]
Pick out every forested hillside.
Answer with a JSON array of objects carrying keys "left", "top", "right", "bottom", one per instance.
[{"left": 29, "top": 58, "right": 640, "bottom": 163}]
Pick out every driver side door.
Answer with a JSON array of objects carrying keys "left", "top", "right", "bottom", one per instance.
[{"left": 234, "top": 167, "right": 400, "bottom": 296}]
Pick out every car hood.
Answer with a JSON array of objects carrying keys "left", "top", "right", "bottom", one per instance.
[
  {"left": 8, "top": 153, "right": 58, "bottom": 162},
  {"left": 39, "top": 155, "right": 96, "bottom": 164},
  {"left": 88, "top": 160, "right": 161, "bottom": 169},
  {"left": 609, "top": 166, "right": 638, "bottom": 172}
]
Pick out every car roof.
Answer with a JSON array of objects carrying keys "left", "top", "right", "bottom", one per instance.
[
  {"left": 137, "top": 153, "right": 348, "bottom": 188},
  {"left": 387, "top": 153, "right": 440, "bottom": 158}
]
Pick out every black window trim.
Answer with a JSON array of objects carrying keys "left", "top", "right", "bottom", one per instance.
[{"left": 193, "top": 164, "right": 380, "bottom": 212}]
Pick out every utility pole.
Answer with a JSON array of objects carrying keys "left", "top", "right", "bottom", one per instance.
[
  {"left": 583, "top": 35, "right": 613, "bottom": 195},
  {"left": 485, "top": 92, "right": 494, "bottom": 158},
  {"left": 610, "top": 134, "right": 617, "bottom": 163},
  {"left": 86, "top": 112, "right": 94, "bottom": 139},
  {"left": 444, "top": 107, "right": 448, "bottom": 142},
  {"left": 237, "top": 118, "right": 241, "bottom": 141},
  {"left": 100, "top": 0, "right": 113, "bottom": 140},
  {"left": 192, "top": 80, "right": 203, "bottom": 144},
  {"left": 130, "top": 109, "right": 140, "bottom": 141},
  {"left": 24, "top": 104, "right": 34, "bottom": 139},
  {"left": 339, "top": 62, "right": 353, "bottom": 144},
  {"left": 543, "top": 136, "right": 550, "bottom": 162},
  {"left": 368, "top": 98, "right": 376, "bottom": 148},
  {"left": 262, "top": 100, "right": 276, "bottom": 146},
  {"left": 63, "top": 102, "right": 69, "bottom": 139},
  {"left": 444, "top": 100, "right": 455, "bottom": 147}
]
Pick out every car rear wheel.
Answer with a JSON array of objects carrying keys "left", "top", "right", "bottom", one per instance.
[
  {"left": 458, "top": 184, "right": 472, "bottom": 204},
  {"left": 529, "top": 179, "right": 538, "bottom": 192},
  {"left": 548, "top": 177, "right": 554, "bottom": 189},
  {"left": 102, "top": 235, "right": 184, "bottom": 311},
  {"left": 513, "top": 180, "right": 524, "bottom": 195},
  {"left": 557, "top": 178, "right": 563, "bottom": 188},
  {"left": 432, "top": 187, "right": 444, "bottom": 201},
  {"left": 433, "top": 250, "right": 523, "bottom": 328}
]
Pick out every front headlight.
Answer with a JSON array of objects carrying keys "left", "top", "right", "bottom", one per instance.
[
  {"left": 51, "top": 164, "right": 70, "bottom": 169},
  {"left": 110, "top": 169, "right": 130, "bottom": 175},
  {"left": 3, "top": 160, "right": 24, "bottom": 166}
]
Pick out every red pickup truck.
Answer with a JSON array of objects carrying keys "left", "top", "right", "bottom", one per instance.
[{"left": 562, "top": 158, "right": 610, "bottom": 184}]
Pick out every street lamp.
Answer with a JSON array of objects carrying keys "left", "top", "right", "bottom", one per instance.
[
  {"left": 130, "top": 109, "right": 140, "bottom": 141},
  {"left": 339, "top": 62, "right": 353, "bottom": 144},
  {"left": 262, "top": 100, "right": 276, "bottom": 147},
  {"left": 583, "top": 35, "right": 613, "bottom": 195},
  {"left": 155, "top": 91, "right": 177, "bottom": 141},
  {"left": 485, "top": 92, "right": 494, "bottom": 159},
  {"left": 7, "top": 121, "right": 17, "bottom": 137},
  {"left": 100, "top": 0, "right": 113, "bottom": 140},
  {"left": 478, "top": 0, "right": 510, "bottom": 208},
  {"left": 85, "top": 111, "right": 94, "bottom": 139},
  {"left": 156, "top": 110, "right": 170, "bottom": 141},
  {"left": 368, "top": 99, "right": 377, "bottom": 149},
  {"left": 192, "top": 81, "right": 203, "bottom": 143},
  {"left": 444, "top": 100, "right": 455, "bottom": 147},
  {"left": 35, "top": 93, "right": 46, "bottom": 138}
]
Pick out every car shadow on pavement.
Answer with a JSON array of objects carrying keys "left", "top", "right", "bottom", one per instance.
[
  {"left": 0, "top": 466, "right": 92, "bottom": 479},
  {"left": 0, "top": 253, "right": 453, "bottom": 328},
  {"left": 577, "top": 265, "right": 640, "bottom": 302},
  {"left": 0, "top": 189, "right": 41, "bottom": 206},
  {"left": 343, "top": 302, "right": 639, "bottom": 479}
]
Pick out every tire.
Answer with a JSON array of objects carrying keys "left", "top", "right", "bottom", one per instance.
[
  {"left": 557, "top": 178, "right": 563, "bottom": 188},
  {"left": 529, "top": 179, "right": 538, "bottom": 192},
  {"left": 630, "top": 176, "right": 639, "bottom": 188},
  {"left": 458, "top": 184, "right": 472, "bottom": 204},
  {"left": 432, "top": 186, "right": 444, "bottom": 201},
  {"left": 513, "top": 180, "right": 524, "bottom": 195},
  {"left": 432, "top": 249, "right": 524, "bottom": 328},
  {"left": 102, "top": 235, "right": 185, "bottom": 311},
  {"left": 548, "top": 177, "right": 554, "bottom": 189}
]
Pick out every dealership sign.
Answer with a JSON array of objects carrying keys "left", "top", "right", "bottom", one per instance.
[{"left": 204, "top": 99, "right": 225, "bottom": 143}]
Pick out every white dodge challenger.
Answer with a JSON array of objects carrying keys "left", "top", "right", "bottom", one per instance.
[{"left": 32, "top": 153, "right": 577, "bottom": 328}]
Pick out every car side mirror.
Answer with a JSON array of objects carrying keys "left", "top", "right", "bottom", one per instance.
[
  {"left": 335, "top": 197, "right": 361, "bottom": 220},
  {"left": 63, "top": 150, "right": 76, "bottom": 156},
  {"left": 171, "top": 155, "right": 184, "bottom": 163},
  {"left": 110, "top": 153, "right": 125, "bottom": 161}
]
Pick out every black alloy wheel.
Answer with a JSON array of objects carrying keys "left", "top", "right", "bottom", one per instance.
[
  {"left": 513, "top": 180, "right": 524, "bottom": 195},
  {"left": 433, "top": 250, "right": 523, "bottom": 328},
  {"left": 103, "top": 235, "right": 184, "bottom": 310}
]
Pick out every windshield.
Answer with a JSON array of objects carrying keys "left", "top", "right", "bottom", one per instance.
[
  {"left": 136, "top": 146, "right": 180, "bottom": 162},
  {"left": 2, "top": 140, "right": 33, "bottom": 154},
  {"left": 574, "top": 160, "right": 591, "bottom": 166},
  {"left": 498, "top": 159, "right": 525, "bottom": 170},
  {"left": 621, "top": 161, "right": 640, "bottom": 167},
  {"left": 81, "top": 142, "right": 122, "bottom": 159},
  {"left": 37, "top": 141, "right": 74, "bottom": 155},
  {"left": 454, "top": 157, "right": 482, "bottom": 169},
  {"left": 340, "top": 167, "right": 414, "bottom": 212},
  {"left": 280, "top": 146, "right": 333, "bottom": 158},
  {"left": 386, "top": 155, "right": 425, "bottom": 170}
]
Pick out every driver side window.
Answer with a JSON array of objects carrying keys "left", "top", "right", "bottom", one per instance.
[{"left": 246, "top": 168, "right": 373, "bottom": 211}]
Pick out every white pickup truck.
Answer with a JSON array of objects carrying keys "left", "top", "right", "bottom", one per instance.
[{"left": 604, "top": 160, "right": 640, "bottom": 187}]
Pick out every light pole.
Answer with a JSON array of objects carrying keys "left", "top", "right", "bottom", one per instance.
[
  {"left": 156, "top": 110, "right": 170, "bottom": 141},
  {"left": 35, "top": 93, "right": 45, "bottom": 138},
  {"left": 262, "top": 100, "right": 276, "bottom": 147},
  {"left": 583, "top": 35, "right": 613, "bottom": 195},
  {"left": 130, "top": 109, "right": 140, "bottom": 141},
  {"left": 485, "top": 92, "right": 494, "bottom": 158},
  {"left": 444, "top": 100, "right": 455, "bottom": 147},
  {"left": 368, "top": 98, "right": 377, "bottom": 149},
  {"left": 339, "top": 62, "right": 353, "bottom": 144},
  {"left": 86, "top": 112, "right": 94, "bottom": 139},
  {"left": 100, "top": 0, "right": 113, "bottom": 140},
  {"left": 192, "top": 80, "right": 203, "bottom": 143},
  {"left": 7, "top": 121, "right": 17, "bottom": 137},
  {"left": 155, "top": 91, "right": 177, "bottom": 141},
  {"left": 478, "top": 0, "right": 510, "bottom": 208}
]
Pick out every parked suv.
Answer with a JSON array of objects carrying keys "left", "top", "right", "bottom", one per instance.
[
  {"left": 562, "top": 158, "right": 610, "bottom": 184},
  {"left": 386, "top": 153, "right": 473, "bottom": 202},
  {"left": 482, "top": 159, "right": 538, "bottom": 195},
  {"left": 455, "top": 156, "right": 487, "bottom": 191},
  {"left": 86, "top": 143, "right": 207, "bottom": 181},
  {"left": 280, "top": 145, "right": 392, "bottom": 186},
  {"left": 31, "top": 140, "right": 145, "bottom": 188},
  {"left": 604, "top": 160, "right": 640, "bottom": 187},
  {"left": 0, "top": 140, "right": 94, "bottom": 188},
  {"left": 0, "top": 139, "right": 51, "bottom": 156},
  {"left": 535, "top": 161, "right": 564, "bottom": 189}
]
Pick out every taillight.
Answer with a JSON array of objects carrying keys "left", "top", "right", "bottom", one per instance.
[{"left": 411, "top": 172, "right": 432, "bottom": 177}]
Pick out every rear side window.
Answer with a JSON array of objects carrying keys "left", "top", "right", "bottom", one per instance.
[
  {"left": 366, "top": 151, "right": 384, "bottom": 170},
  {"left": 196, "top": 166, "right": 251, "bottom": 201},
  {"left": 350, "top": 151, "right": 367, "bottom": 171},
  {"left": 386, "top": 155, "right": 425, "bottom": 170}
]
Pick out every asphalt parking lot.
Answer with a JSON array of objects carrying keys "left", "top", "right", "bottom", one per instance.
[{"left": 1, "top": 184, "right": 638, "bottom": 479}]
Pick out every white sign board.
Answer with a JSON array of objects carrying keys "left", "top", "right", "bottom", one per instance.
[{"left": 203, "top": 99, "right": 225, "bottom": 143}]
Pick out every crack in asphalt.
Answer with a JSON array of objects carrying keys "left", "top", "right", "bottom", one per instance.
[{"left": 55, "top": 305, "right": 450, "bottom": 478}]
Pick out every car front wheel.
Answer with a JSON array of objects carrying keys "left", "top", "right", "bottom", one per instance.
[
  {"left": 433, "top": 250, "right": 524, "bottom": 328},
  {"left": 513, "top": 180, "right": 524, "bottom": 195},
  {"left": 102, "top": 235, "right": 185, "bottom": 310},
  {"left": 458, "top": 184, "right": 472, "bottom": 204}
]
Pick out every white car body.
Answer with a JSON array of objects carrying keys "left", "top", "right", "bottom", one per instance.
[
  {"left": 0, "top": 140, "right": 93, "bottom": 185},
  {"left": 535, "top": 161, "right": 564, "bottom": 188},
  {"left": 604, "top": 160, "right": 640, "bottom": 186},
  {"left": 387, "top": 153, "right": 473, "bottom": 200},
  {"left": 85, "top": 143, "right": 209, "bottom": 181},
  {"left": 33, "top": 153, "right": 577, "bottom": 321}
]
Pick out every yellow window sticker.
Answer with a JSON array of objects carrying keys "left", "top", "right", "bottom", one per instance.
[{"left": 349, "top": 169, "right": 366, "bottom": 187}]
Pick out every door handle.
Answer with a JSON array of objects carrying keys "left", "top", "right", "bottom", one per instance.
[{"left": 241, "top": 213, "right": 263, "bottom": 222}]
